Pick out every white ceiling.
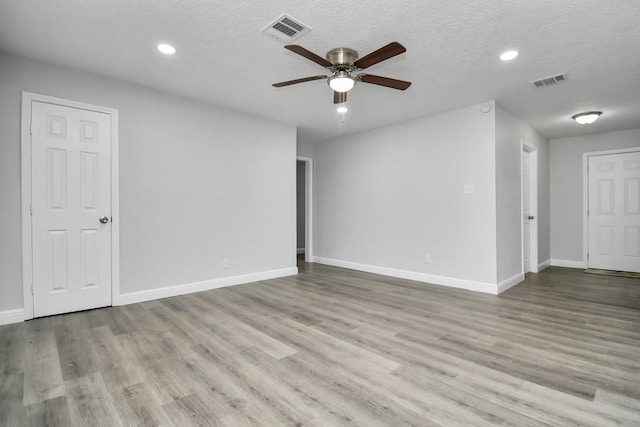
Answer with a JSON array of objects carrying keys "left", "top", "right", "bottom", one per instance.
[{"left": 1, "top": 0, "right": 640, "bottom": 143}]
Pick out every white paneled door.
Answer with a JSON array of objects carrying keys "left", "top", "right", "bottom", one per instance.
[
  {"left": 31, "top": 101, "right": 112, "bottom": 317},
  {"left": 588, "top": 151, "right": 640, "bottom": 273}
]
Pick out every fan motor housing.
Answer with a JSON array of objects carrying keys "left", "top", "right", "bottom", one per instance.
[{"left": 326, "top": 48, "right": 358, "bottom": 66}]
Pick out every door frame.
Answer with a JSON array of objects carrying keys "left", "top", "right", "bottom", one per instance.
[
  {"left": 20, "top": 92, "right": 120, "bottom": 320},
  {"left": 582, "top": 147, "right": 640, "bottom": 269},
  {"left": 521, "top": 140, "right": 539, "bottom": 273},
  {"left": 296, "top": 156, "right": 313, "bottom": 262}
]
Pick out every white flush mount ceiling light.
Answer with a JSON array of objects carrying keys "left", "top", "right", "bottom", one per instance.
[
  {"left": 500, "top": 50, "right": 519, "bottom": 61},
  {"left": 572, "top": 111, "right": 602, "bottom": 124},
  {"left": 337, "top": 105, "right": 348, "bottom": 114},
  {"left": 328, "top": 71, "right": 356, "bottom": 92},
  {"left": 157, "top": 43, "right": 176, "bottom": 55}
]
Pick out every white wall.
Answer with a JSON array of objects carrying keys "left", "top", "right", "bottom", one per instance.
[
  {"left": 550, "top": 128, "right": 640, "bottom": 265},
  {"left": 313, "top": 102, "right": 500, "bottom": 291},
  {"left": 495, "top": 104, "right": 550, "bottom": 281},
  {"left": 0, "top": 52, "right": 297, "bottom": 315}
]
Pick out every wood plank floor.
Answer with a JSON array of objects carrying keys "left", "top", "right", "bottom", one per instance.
[{"left": 1, "top": 261, "right": 639, "bottom": 426}]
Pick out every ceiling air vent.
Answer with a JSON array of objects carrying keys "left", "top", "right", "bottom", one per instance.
[
  {"left": 262, "top": 14, "right": 311, "bottom": 42},
  {"left": 532, "top": 73, "right": 567, "bottom": 88}
]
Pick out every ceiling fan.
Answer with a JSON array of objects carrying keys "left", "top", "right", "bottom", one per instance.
[{"left": 272, "top": 42, "right": 411, "bottom": 104}]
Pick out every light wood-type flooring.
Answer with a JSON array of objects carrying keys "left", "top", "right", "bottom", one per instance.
[{"left": 1, "top": 260, "right": 640, "bottom": 426}]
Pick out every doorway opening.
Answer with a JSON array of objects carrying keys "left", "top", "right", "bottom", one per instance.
[{"left": 296, "top": 156, "right": 313, "bottom": 263}]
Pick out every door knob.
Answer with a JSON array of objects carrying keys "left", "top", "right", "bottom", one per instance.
[
  {"left": 528, "top": 216, "right": 535, "bottom": 220},
  {"left": 99, "top": 216, "right": 109, "bottom": 224}
]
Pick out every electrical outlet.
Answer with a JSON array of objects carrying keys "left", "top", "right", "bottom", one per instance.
[
  {"left": 223, "top": 258, "right": 230, "bottom": 269},
  {"left": 463, "top": 184, "right": 475, "bottom": 194},
  {"left": 424, "top": 254, "right": 431, "bottom": 264}
]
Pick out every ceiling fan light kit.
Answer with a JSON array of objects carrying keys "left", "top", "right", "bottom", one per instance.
[
  {"left": 328, "top": 71, "right": 355, "bottom": 92},
  {"left": 273, "top": 41, "right": 411, "bottom": 104}
]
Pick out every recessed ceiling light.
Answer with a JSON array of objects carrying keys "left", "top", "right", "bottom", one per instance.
[
  {"left": 157, "top": 43, "right": 176, "bottom": 55},
  {"left": 337, "top": 106, "right": 348, "bottom": 114},
  {"left": 500, "top": 50, "right": 518, "bottom": 61},
  {"left": 572, "top": 111, "right": 602, "bottom": 125}
]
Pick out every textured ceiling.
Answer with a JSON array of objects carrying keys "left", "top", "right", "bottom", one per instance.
[{"left": 1, "top": 0, "right": 640, "bottom": 143}]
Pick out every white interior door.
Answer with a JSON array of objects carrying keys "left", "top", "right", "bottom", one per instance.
[
  {"left": 31, "top": 101, "right": 112, "bottom": 317},
  {"left": 588, "top": 151, "right": 640, "bottom": 273},
  {"left": 522, "top": 150, "right": 531, "bottom": 273}
]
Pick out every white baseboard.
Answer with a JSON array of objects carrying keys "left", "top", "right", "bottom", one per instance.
[
  {"left": 538, "top": 259, "right": 551, "bottom": 271},
  {"left": 0, "top": 309, "right": 25, "bottom": 326},
  {"left": 297, "top": 248, "right": 305, "bottom": 254},
  {"left": 312, "top": 256, "right": 499, "bottom": 295},
  {"left": 117, "top": 267, "right": 298, "bottom": 306},
  {"left": 497, "top": 273, "right": 524, "bottom": 294},
  {"left": 551, "top": 259, "right": 586, "bottom": 269}
]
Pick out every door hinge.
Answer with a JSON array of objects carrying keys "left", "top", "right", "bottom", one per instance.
[
  {"left": 30, "top": 204, "right": 33, "bottom": 216},
  {"left": 30, "top": 123, "right": 34, "bottom": 135},
  {"left": 31, "top": 283, "right": 34, "bottom": 295}
]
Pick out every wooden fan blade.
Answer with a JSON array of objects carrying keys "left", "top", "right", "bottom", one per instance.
[
  {"left": 359, "top": 74, "right": 411, "bottom": 90},
  {"left": 334, "top": 91, "right": 347, "bottom": 104},
  {"left": 284, "top": 45, "right": 333, "bottom": 68},
  {"left": 354, "top": 42, "right": 407, "bottom": 69},
  {"left": 272, "top": 75, "right": 327, "bottom": 87}
]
